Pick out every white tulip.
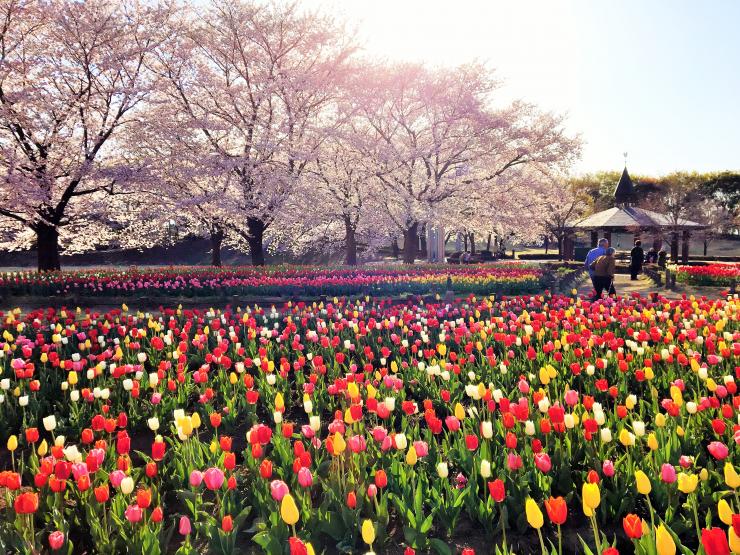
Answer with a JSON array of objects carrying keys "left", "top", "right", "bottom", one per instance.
[
  {"left": 43, "top": 415, "right": 57, "bottom": 431},
  {"left": 600, "top": 428, "right": 612, "bottom": 443}
]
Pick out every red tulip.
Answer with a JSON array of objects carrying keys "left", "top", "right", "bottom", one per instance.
[
  {"left": 487, "top": 479, "right": 505, "bottom": 502},
  {"left": 14, "top": 492, "right": 39, "bottom": 514},
  {"left": 622, "top": 514, "right": 643, "bottom": 538},
  {"left": 136, "top": 488, "right": 152, "bottom": 509},
  {"left": 94, "top": 484, "right": 109, "bottom": 503},
  {"left": 465, "top": 434, "right": 479, "bottom": 451},
  {"left": 221, "top": 515, "right": 233, "bottom": 532},
  {"left": 602, "top": 548, "right": 619, "bottom": 555},
  {"left": 544, "top": 496, "right": 567, "bottom": 525},
  {"left": 260, "top": 459, "right": 273, "bottom": 479},
  {"left": 374, "top": 469, "right": 388, "bottom": 489},
  {"left": 347, "top": 491, "right": 357, "bottom": 509},
  {"left": 25, "top": 428, "right": 39, "bottom": 443},
  {"left": 151, "top": 506, "right": 163, "bottom": 523},
  {"left": 701, "top": 528, "right": 730, "bottom": 555}
]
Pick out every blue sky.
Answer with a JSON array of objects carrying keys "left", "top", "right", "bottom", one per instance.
[{"left": 313, "top": 0, "right": 740, "bottom": 176}]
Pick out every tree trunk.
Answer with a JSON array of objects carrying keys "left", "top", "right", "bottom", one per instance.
[
  {"left": 469, "top": 232, "right": 476, "bottom": 255},
  {"left": 247, "top": 217, "right": 266, "bottom": 266},
  {"left": 703, "top": 238, "right": 708, "bottom": 256},
  {"left": 419, "top": 224, "right": 427, "bottom": 258},
  {"left": 37, "top": 223, "right": 61, "bottom": 272},
  {"left": 402, "top": 222, "right": 418, "bottom": 264},
  {"left": 391, "top": 239, "right": 400, "bottom": 259},
  {"left": 210, "top": 226, "right": 224, "bottom": 267},
  {"left": 486, "top": 233, "right": 492, "bottom": 251},
  {"left": 463, "top": 233, "right": 468, "bottom": 252},
  {"left": 557, "top": 236, "right": 563, "bottom": 261},
  {"left": 344, "top": 216, "right": 357, "bottom": 266}
]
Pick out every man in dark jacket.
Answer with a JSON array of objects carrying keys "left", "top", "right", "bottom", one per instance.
[{"left": 630, "top": 240, "right": 644, "bottom": 280}]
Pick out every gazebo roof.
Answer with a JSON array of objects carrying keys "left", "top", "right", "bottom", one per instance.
[
  {"left": 568, "top": 206, "right": 706, "bottom": 230},
  {"left": 614, "top": 167, "right": 635, "bottom": 205}
]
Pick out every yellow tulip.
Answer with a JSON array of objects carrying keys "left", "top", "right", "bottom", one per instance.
[
  {"left": 700, "top": 468, "right": 708, "bottom": 482},
  {"left": 656, "top": 524, "right": 676, "bottom": 555},
  {"left": 332, "top": 432, "right": 346, "bottom": 455},
  {"left": 525, "top": 498, "right": 544, "bottom": 529},
  {"left": 406, "top": 446, "right": 418, "bottom": 466},
  {"left": 454, "top": 402, "right": 465, "bottom": 420},
  {"left": 38, "top": 439, "right": 48, "bottom": 456},
  {"left": 437, "top": 343, "right": 447, "bottom": 357},
  {"left": 725, "top": 463, "right": 740, "bottom": 489},
  {"left": 361, "top": 519, "right": 375, "bottom": 545},
  {"left": 619, "top": 429, "right": 635, "bottom": 447},
  {"left": 280, "top": 494, "right": 300, "bottom": 526},
  {"left": 677, "top": 472, "right": 698, "bottom": 494},
  {"left": 582, "top": 497, "right": 594, "bottom": 517},
  {"left": 275, "top": 392, "right": 284, "bottom": 411},
  {"left": 646, "top": 433, "right": 658, "bottom": 450},
  {"left": 7, "top": 435, "right": 18, "bottom": 452},
  {"left": 655, "top": 413, "right": 666, "bottom": 428},
  {"left": 635, "top": 470, "right": 651, "bottom": 495},
  {"left": 718, "top": 498, "right": 733, "bottom": 525},
  {"left": 191, "top": 412, "right": 201, "bottom": 429},
  {"left": 730, "top": 527, "right": 740, "bottom": 554},
  {"left": 582, "top": 482, "right": 600, "bottom": 510}
]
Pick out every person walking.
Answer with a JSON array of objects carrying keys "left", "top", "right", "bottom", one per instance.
[
  {"left": 630, "top": 240, "right": 645, "bottom": 280},
  {"left": 589, "top": 247, "right": 616, "bottom": 300},
  {"left": 585, "top": 238, "right": 609, "bottom": 291}
]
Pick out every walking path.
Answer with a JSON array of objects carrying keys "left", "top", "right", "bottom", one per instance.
[{"left": 576, "top": 273, "right": 729, "bottom": 300}]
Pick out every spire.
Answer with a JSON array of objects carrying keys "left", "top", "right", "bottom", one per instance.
[{"left": 614, "top": 165, "right": 635, "bottom": 206}]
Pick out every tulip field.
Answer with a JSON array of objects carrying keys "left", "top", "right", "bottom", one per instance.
[
  {"left": 675, "top": 265, "right": 740, "bottom": 288},
  {"left": 0, "top": 264, "right": 543, "bottom": 299},
  {"left": 0, "top": 291, "right": 739, "bottom": 555}
]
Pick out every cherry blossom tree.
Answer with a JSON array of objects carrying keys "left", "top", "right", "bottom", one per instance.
[
  {"left": 354, "top": 62, "right": 580, "bottom": 263},
  {"left": 151, "top": 0, "right": 355, "bottom": 266},
  {"left": 0, "top": 0, "right": 173, "bottom": 270}
]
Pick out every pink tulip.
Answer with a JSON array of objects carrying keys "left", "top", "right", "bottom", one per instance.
[
  {"left": 109, "top": 470, "right": 125, "bottom": 488},
  {"left": 602, "top": 460, "right": 615, "bottom": 477},
  {"left": 125, "top": 504, "right": 143, "bottom": 523},
  {"left": 367, "top": 484, "right": 377, "bottom": 498},
  {"left": 189, "top": 470, "right": 203, "bottom": 487},
  {"left": 534, "top": 453, "right": 551, "bottom": 474},
  {"left": 297, "top": 467, "right": 313, "bottom": 488},
  {"left": 179, "top": 516, "right": 191, "bottom": 536},
  {"left": 203, "top": 467, "right": 225, "bottom": 490},
  {"left": 564, "top": 389, "right": 579, "bottom": 406},
  {"left": 372, "top": 426, "right": 388, "bottom": 443},
  {"left": 270, "top": 479, "right": 289, "bottom": 501},
  {"left": 660, "top": 463, "right": 677, "bottom": 483},
  {"left": 301, "top": 425, "right": 314, "bottom": 438},
  {"left": 679, "top": 455, "right": 693, "bottom": 468},
  {"left": 445, "top": 416, "right": 460, "bottom": 432},
  {"left": 348, "top": 434, "right": 367, "bottom": 453},
  {"left": 48, "top": 531, "right": 65, "bottom": 551},
  {"left": 507, "top": 453, "right": 523, "bottom": 471},
  {"left": 707, "top": 441, "right": 729, "bottom": 460},
  {"left": 412, "top": 441, "right": 429, "bottom": 458}
]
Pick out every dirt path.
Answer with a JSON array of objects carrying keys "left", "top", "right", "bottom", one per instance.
[{"left": 577, "top": 273, "right": 729, "bottom": 300}]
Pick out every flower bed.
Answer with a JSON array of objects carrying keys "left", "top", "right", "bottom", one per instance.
[
  {"left": 674, "top": 263, "right": 740, "bottom": 287},
  {"left": 0, "top": 293, "right": 738, "bottom": 554},
  {"left": 0, "top": 264, "right": 543, "bottom": 298}
]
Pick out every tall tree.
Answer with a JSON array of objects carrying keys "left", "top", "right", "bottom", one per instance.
[
  {"left": 0, "top": 0, "right": 172, "bottom": 270},
  {"left": 152, "top": 0, "right": 355, "bottom": 265},
  {"left": 355, "top": 63, "right": 580, "bottom": 263}
]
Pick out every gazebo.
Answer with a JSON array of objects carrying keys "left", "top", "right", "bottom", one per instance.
[{"left": 563, "top": 166, "right": 706, "bottom": 263}]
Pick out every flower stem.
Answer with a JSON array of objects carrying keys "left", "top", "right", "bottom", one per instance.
[{"left": 536, "top": 527, "right": 547, "bottom": 555}]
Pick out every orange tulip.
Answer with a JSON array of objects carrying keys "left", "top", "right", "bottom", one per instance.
[{"left": 545, "top": 496, "right": 567, "bottom": 525}]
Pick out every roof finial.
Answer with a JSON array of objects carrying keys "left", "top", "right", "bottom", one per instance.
[{"left": 623, "top": 151, "right": 628, "bottom": 167}]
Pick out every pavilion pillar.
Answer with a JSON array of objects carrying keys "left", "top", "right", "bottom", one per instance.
[
  {"left": 681, "top": 230, "right": 690, "bottom": 264},
  {"left": 604, "top": 231, "right": 612, "bottom": 246},
  {"left": 670, "top": 232, "right": 679, "bottom": 262},
  {"left": 590, "top": 231, "right": 598, "bottom": 248},
  {"left": 563, "top": 234, "right": 575, "bottom": 261},
  {"left": 653, "top": 234, "right": 663, "bottom": 251}
]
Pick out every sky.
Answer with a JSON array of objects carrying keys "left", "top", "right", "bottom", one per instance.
[{"left": 310, "top": 0, "right": 740, "bottom": 176}]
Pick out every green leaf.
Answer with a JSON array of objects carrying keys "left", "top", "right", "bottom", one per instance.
[{"left": 429, "top": 538, "right": 453, "bottom": 555}]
